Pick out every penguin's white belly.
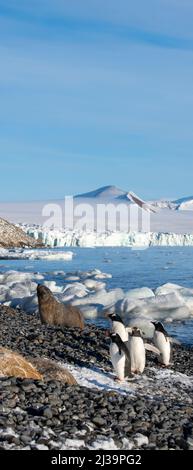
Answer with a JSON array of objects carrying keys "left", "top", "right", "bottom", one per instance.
[
  {"left": 154, "top": 332, "right": 170, "bottom": 365},
  {"left": 129, "top": 337, "right": 145, "bottom": 373},
  {"left": 110, "top": 343, "right": 125, "bottom": 380},
  {"left": 112, "top": 322, "right": 129, "bottom": 342}
]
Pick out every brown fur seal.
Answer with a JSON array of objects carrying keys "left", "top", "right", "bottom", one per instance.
[{"left": 37, "top": 284, "right": 84, "bottom": 329}]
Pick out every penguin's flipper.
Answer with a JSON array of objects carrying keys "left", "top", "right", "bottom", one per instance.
[
  {"left": 169, "top": 337, "right": 181, "bottom": 345},
  {"left": 124, "top": 356, "right": 132, "bottom": 377},
  {"left": 170, "top": 348, "right": 173, "bottom": 363},
  {"left": 120, "top": 342, "right": 131, "bottom": 365},
  {"left": 144, "top": 343, "right": 160, "bottom": 355}
]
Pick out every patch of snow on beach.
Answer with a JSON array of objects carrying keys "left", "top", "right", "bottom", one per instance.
[
  {"left": 62, "top": 362, "right": 193, "bottom": 400},
  {"left": 88, "top": 437, "right": 134, "bottom": 450},
  {"left": 51, "top": 435, "right": 145, "bottom": 450},
  {"left": 61, "top": 439, "right": 85, "bottom": 449},
  {"left": 0, "top": 427, "right": 19, "bottom": 438}
]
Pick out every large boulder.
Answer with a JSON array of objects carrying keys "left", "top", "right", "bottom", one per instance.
[
  {"left": 30, "top": 357, "right": 77, "bottom": 384},
  {"left": 0, "top": 347, "right": 42, "bottom": 380}
]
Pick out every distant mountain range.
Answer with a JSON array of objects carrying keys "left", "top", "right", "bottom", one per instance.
[
  {"left": 1, "top": 186, "right": 193, "bottom": 228},
  {"left": 75, "top": 185, "right": 193, "bottom": 211}
]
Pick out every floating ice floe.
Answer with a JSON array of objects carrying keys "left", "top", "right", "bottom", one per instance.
[
  {"left": 0, "top": 248, "right": 74, "bottom": 261},
  {"left": 83, "top": 279, "right": 106, "bottom": 290},
  {"left": 0, "top": 269, "right": 113, "bottom": 314},
  {"left": 1, "top": 268, "right": 193, "bottom": 326}
]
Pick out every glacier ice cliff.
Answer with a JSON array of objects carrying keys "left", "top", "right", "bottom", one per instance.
[{"left": 21, "top": 225, "right": 193, "bottom": 247}]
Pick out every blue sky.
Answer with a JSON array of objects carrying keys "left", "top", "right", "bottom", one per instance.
[{"left": 0, "top": 0, "right": 193, "bottom": 201}]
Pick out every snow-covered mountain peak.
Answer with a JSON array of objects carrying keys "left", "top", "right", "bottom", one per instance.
[{"left": 75, "top": 185, "right": 128, "bottom": 200}]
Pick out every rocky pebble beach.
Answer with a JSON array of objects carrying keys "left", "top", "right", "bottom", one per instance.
[{"left": 0, "top": 305, "right": 193, "bottom": 450}]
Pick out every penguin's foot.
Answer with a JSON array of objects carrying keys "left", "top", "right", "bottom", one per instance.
[
  {"left": 125, "top": 374, "right": 135, "bottom": 381},
  {"left": 114, "top": 377, "right": 124, "bottom": 383}
]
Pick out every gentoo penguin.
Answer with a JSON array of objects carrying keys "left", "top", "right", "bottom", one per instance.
[
  {"left": 129, "top": 327, "right": 146, "bottom": 374},
  {"left": 151, "top": 321, "right": 171, "bottom": 366},
  {"left": 109, "top": 332, "right": 131, "bottom": 382},
  {"left": 107, "top": 313, "right": 130, "bottom": 342}
]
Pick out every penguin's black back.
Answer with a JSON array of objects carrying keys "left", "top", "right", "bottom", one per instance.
[{"left": 110, "top": 333, "right": 131, "bottom": 364}]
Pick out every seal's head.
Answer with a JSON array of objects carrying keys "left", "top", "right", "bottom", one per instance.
[{"left": 37, "top": 284, "right": 51, "bottom": 301}]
